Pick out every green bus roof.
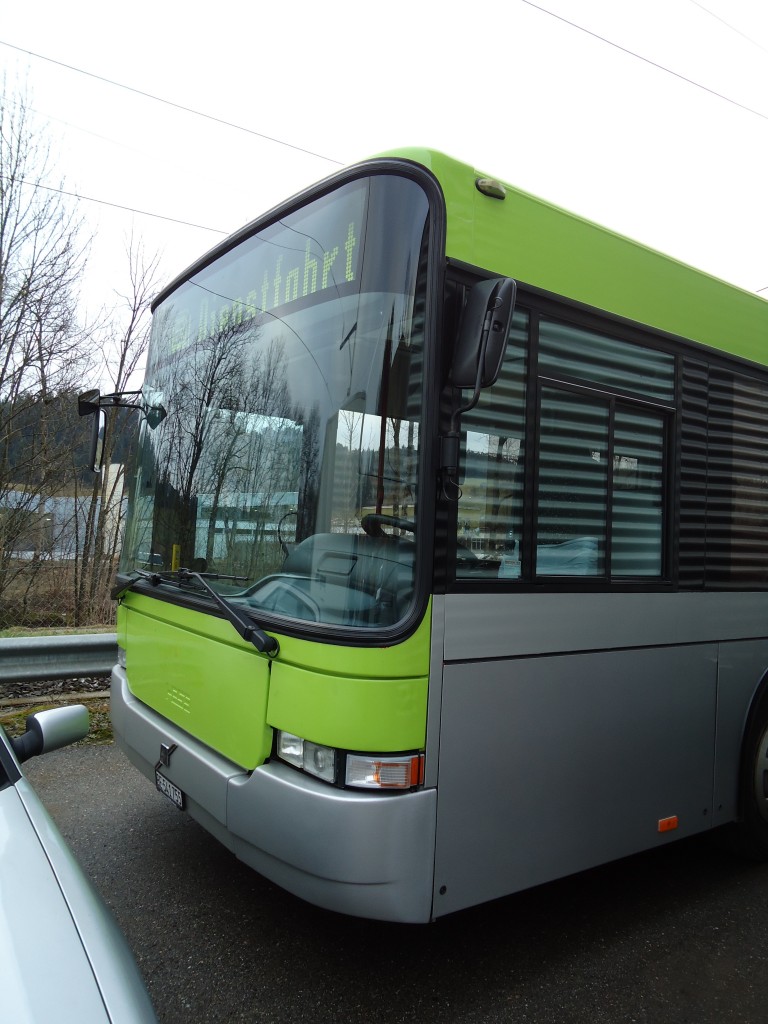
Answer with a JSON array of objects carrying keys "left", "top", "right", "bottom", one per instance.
[{"left": 385, "top": 148, "right": 768, "bottom": 368}]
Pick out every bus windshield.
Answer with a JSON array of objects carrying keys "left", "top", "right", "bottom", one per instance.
[{"left": 120, "top": 174, "right": 430, "bottom": 630}]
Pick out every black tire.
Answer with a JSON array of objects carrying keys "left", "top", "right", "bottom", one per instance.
[{"left": 727, "top": 686, "right": 768, "bottom": 859}]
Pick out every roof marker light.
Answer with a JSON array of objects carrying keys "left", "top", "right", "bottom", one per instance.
[{"left": 476, "top": 178, "right": 507, "bottom": 200}]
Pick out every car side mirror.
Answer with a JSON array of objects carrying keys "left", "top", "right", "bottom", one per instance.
[{"left": 10, "top": 705, "right": 90, "bottom": 763}]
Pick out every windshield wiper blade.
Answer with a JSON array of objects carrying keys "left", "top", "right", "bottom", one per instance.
[
  {"left": 175, "top": 568, "right": 279, "bottom": 656},
  {"left": 111, "top": 568, "right": 165, "bottom": 600},
  {"left": 112, "top": 568, "right": 279, "bottom": 656},
  {"left": 113, "top": 567, "right": 245, "bottom": 598}
]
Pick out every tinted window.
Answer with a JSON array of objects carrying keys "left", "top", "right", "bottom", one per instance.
[{"left": 456, "top": 304, "right": 671, "bottom": 582}]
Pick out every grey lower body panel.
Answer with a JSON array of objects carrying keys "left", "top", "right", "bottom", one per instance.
[
  {"left": 431, "top": 592, "right": 768, "bottom": 918},
  {"left": 433, "top": 643, "right": 719, "bottom": 917},
  {"left": 111, "top": 668, "right": 437, "bottom": 923}
]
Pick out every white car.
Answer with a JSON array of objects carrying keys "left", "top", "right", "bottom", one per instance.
[{"left": 1, "top": 705, "right": 157, "bottom": 1023}]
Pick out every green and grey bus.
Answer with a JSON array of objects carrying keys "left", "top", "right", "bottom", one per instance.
[{"left": 85, "top": 148, "right": 768, "bottom": 922}]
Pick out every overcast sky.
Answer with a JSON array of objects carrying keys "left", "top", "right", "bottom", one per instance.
[{"left": 2, "top": 0, "right": 768, "bottom": 327}]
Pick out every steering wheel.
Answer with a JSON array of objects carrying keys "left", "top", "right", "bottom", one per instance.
[{"left": 361, "top": 513, "right": 416, "bottom": 538}]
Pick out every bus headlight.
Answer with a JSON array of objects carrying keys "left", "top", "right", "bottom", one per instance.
[
  {"left": 276, "top": 731, "right": 424, "bottom": 790},
  {"left": 276, "top": 731, "right": 336, "bottom": 784}
]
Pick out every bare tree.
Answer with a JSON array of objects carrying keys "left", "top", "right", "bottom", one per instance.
[
  {"left": 0, "top": 79, "right": 90, "bottom": 624},
  {"left": 71, "top": 236, "right": 161, "bottom": 624}
]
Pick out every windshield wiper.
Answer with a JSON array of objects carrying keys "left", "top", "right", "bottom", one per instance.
[
  {"left": 111, "top": 568, "right": 166, "bottom": 599},
  {"left": 112, "top": 567, "right": 279, "bottom": 656},
  {"left": 176, "top": 568, "right": 279, "bottom": 655}
]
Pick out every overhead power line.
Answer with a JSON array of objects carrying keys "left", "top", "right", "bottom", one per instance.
[
  {"left": 0, "top": 39, "right": 345, "bottom": 166},
  {"left": 686, "top": 0, "right": 768, "bottom": 57},
  {"left": 5, "top": 175, "right": 229, "bottom": 234},
  {"left": 519, "top": 0, "right": 768, "bottom": 124}
]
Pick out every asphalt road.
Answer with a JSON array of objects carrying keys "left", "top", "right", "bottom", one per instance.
[{"left": 26, "top": 742, "right": 768, "bottom": 1024}]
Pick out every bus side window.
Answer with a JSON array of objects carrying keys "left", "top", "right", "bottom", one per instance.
[
  {"left": 455, "top": 309, "right": 529, "bottom": 579},
  {"left": 611, "top": 409, "right": 664, "bottom": 577},
  {"left": 535, "top": 317, "right": 671, "bottom": 581},
  {"left": 536, "top": 388, "right": 608, "bottom": 576},
  {"left": 536, "top": 390, "right": 666, "bottom": 579}
]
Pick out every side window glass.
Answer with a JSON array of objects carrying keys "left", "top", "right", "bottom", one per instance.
[
  {"left": 680, "top": 364, "right": 768, "bottom": 588},
  {"left": 536, "top": 394, "right": 666, "bottom": 577},
  {"left": 537, "top": 389, "right": 608, "bottom": 576},
  {"left": 535, "top": 319, "right": 671, "bottom": 581},
  {"left": 453, "top": 306, "right": 672, "bottom": 584},
  {"left": 612, "top": 409, "right": 664, "bottom": 576},
  {"left": 456, "top": 309, "right": 528, "bottom": 579},
  {"left": 538, "top": 319, "right": 675, "bottom": 401}
]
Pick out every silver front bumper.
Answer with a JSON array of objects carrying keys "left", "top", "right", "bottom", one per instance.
[{"left": 111, "top": 667, "right": 437, "bottom": 922}]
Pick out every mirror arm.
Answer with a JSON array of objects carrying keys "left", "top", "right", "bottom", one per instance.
[
  {"left": 78, "top": 389, "right": 167, "bottom": 420},
  {"left": 451, "top": 329, "right": 489, "bottom": 427},
  {"left": 79, "top": 390, "right": 142, "bottom": 416},
  {"left": 78, "top": 389, "right": 167, "bottom": 473},
  {"left": 440, "top": 315, "right": 491, "bottom": 480},
  {"left": 98, "top": 390, "right": 144, "bottom": 411}
]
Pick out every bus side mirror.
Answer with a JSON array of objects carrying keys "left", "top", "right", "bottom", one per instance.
[
  {"left": 78, "top": 390, "right": 106, "bottom": 473},
  {"left": 90, "top": 408, "right": 106, "bottom": 473},
  {"left": 78, "top": 389, "right": 101, "bottom": 416},
  {"left": 77, "top": 388, "right": 165, "bottom": 474},
  {"left": 450, "top": 277, "right": 517, "bottom": 391}
]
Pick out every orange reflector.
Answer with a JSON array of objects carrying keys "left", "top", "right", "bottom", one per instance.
[{"left": 658, "top": 815, "right": 679, "bottom": 833}]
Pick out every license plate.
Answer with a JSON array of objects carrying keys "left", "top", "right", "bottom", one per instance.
[{"left": 155, "top": 767, "right": 185, "bottom": 810}]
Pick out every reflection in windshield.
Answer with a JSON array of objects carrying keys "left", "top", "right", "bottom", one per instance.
[{"left": 120, "top": 174, "right": 430, "bottom": 630}]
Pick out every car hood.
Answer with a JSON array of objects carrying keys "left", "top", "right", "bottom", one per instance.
[{"left": 0, "top": 777, "right": 156, "bottom": 1022}]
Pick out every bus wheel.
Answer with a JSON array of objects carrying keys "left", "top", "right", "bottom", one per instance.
[{"left": 733, "top": 697, "right": 768, "bottom": 859}]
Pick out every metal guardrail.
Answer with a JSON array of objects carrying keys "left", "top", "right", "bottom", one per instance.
[{"left": 0, "top": 634, "right": 117, "bottom": 684}]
